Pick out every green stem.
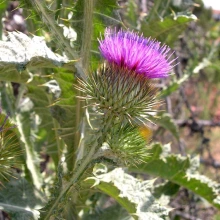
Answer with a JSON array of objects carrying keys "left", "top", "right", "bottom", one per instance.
[
  {"left": 74, "top": 0, "right": 95, "bottom": 158},
  {"left": 80, "top": 0, "right": 94, "bottom": 74},
  {"left": 44, "top": 114, "right": 114, "bottom": 219},
  {"left": 44, "top": 141, "right": 97, "bottom": 220}
]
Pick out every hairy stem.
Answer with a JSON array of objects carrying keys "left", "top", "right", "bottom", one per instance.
[
  {"left": 74, "top": 0, "right": 94, "bottom": 168},
  {"left": 44, "top": 141, "right": 97, "bottom": 220},
  {"left": 44, "top": 114, "right": 113, "bottom": 219},
  {"left": 80, "top": 0, "right": 95, "bottom": 74}
]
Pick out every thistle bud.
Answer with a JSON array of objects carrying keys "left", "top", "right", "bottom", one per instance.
[{"left": 83, "top": 63, "right": 159, "bottom": 125}]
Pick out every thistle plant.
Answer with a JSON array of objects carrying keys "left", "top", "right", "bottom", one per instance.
[
  {"left": 41, "top": 28, "right": 175, "bottom": 218},
  {"left": 77, "top": 28, "right": 174, "bottom": 160},
  {"left": 84, "top": 29, "right": 173, "bottom": 121},
  {"left": 1, "top": 2, "right": 220, "bottom": 220},
  {"left": 74, "top": 29, "right": 174, "bottom": 165}
]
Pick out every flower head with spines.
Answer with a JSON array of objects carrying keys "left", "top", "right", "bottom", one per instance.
[
  {"left": 78, "top": 28, "right": 174, "bottom": 128},
  {"left": 80, "top": 64, "right": 159, "bottom": 126}
]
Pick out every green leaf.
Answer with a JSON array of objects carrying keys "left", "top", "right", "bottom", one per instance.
[
  {"left": 124, "top": 0, "right": 138, "bottom": 28},
  {"left": 86, "top": 167, "right": 171, "bottom": 220},
  {"left": 16, "top": 111, "right": 43, "bottom": 190},
  {"left": 52, "top": 71, "right": 76, "bottom": 148},
  {"left": 150, "top": 113, "right": 179, "bottom": 140},
  {"left": 0, "top": 32, "right": 75, "bottom": 83},
  {"left": 82, "top": 203, "right": 132, "bottom": 220},
  {"left": 26, "top": 77, "right": 63, "bottom": 166},
  {"left": 52, "top": 71, "right": 76, "bottom": 169},
  {"left": 160, "top": 73, "right": 190, "bottom": 97},
  {"left": 24, "top": 0, "right": 85, "bottom": 79},
  {"left": 160, "top": 57, "right": 212, "bottom": 98},
  {"left": 131, "top": 143, "right": 220, "bottom": 209},
  {"left": 20, "top": 68, "right": 76, "bottom": 169},
  {"left": 141, "top": 14, "right": 197, "bottom": 46},
  {"left": 39, "top": 162, "right": 64, "bottom": 220},
  {"left": 0, "top": 81, "right": 43, "bottom": 188},
  {"left": 146, "top": 0, "right": 173, "bottom": 22},
  {"left": 153, "top": 181, "right": 180, "bottom": 198},
  {"left": 0, "top": 176, "right": 45, "bottom": 220}
]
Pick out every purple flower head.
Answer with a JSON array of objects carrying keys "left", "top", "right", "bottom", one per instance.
[{"left": 99, "top": 28, "right": 174, "bottom": 78}]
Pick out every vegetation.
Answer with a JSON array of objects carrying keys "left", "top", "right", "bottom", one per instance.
[{"left": 0, "top": 0, "right": 220, "bottom": 219}]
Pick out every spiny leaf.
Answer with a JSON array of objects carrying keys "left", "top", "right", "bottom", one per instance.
[
  {"left": 86, "top": 167, "right": 171, "bottom": 220},
  {"left": 160, "top": 73, "right": 190, "bottom": 97},
  {"left": 0, "top": 32, "right": 75, "bottom": 83},
  {"left": 161, "top": 58, "right": 212, "bottom": 98},
  {"left": 24, "top": 0, "right": 85, "bottom": 79},
  {"left": 52, "top": 71, "right": 76, "bottom": 147},
  {"left": 24, "top": 0, "right": 76, "bottom": 61},
  {"left": 0, "top": 176, "right": 45, "bottom": 220},
  {"left": 149, "top": 113, "right": 179, "bottom": 140},
  {"left": 26, "top": 77, "right": 63, "bottom": 166},
  {"left": 131, "top": 143, "right": 220, "bottom": 209},
  {"left": 81, "top": 203, "right": 132, "bottom": 220},
  {"left": 16, "top": 111, "right": 43, "bottom": 190},
  {"left": 17, "top": 68, "right": 76, "bottom": 169},
  {"left": 141, "top": 14, "right": 197, "bottom": 46},
  {"left": 39, "top": 162, "right": 63, "bottom": 220},
  {"left": 153, "top": 181, "right": 180, "bottom": 198}
]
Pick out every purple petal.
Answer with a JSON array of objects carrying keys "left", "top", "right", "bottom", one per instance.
[{"left": 99, "top": 28, "right": 174, "bottom": 78}]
